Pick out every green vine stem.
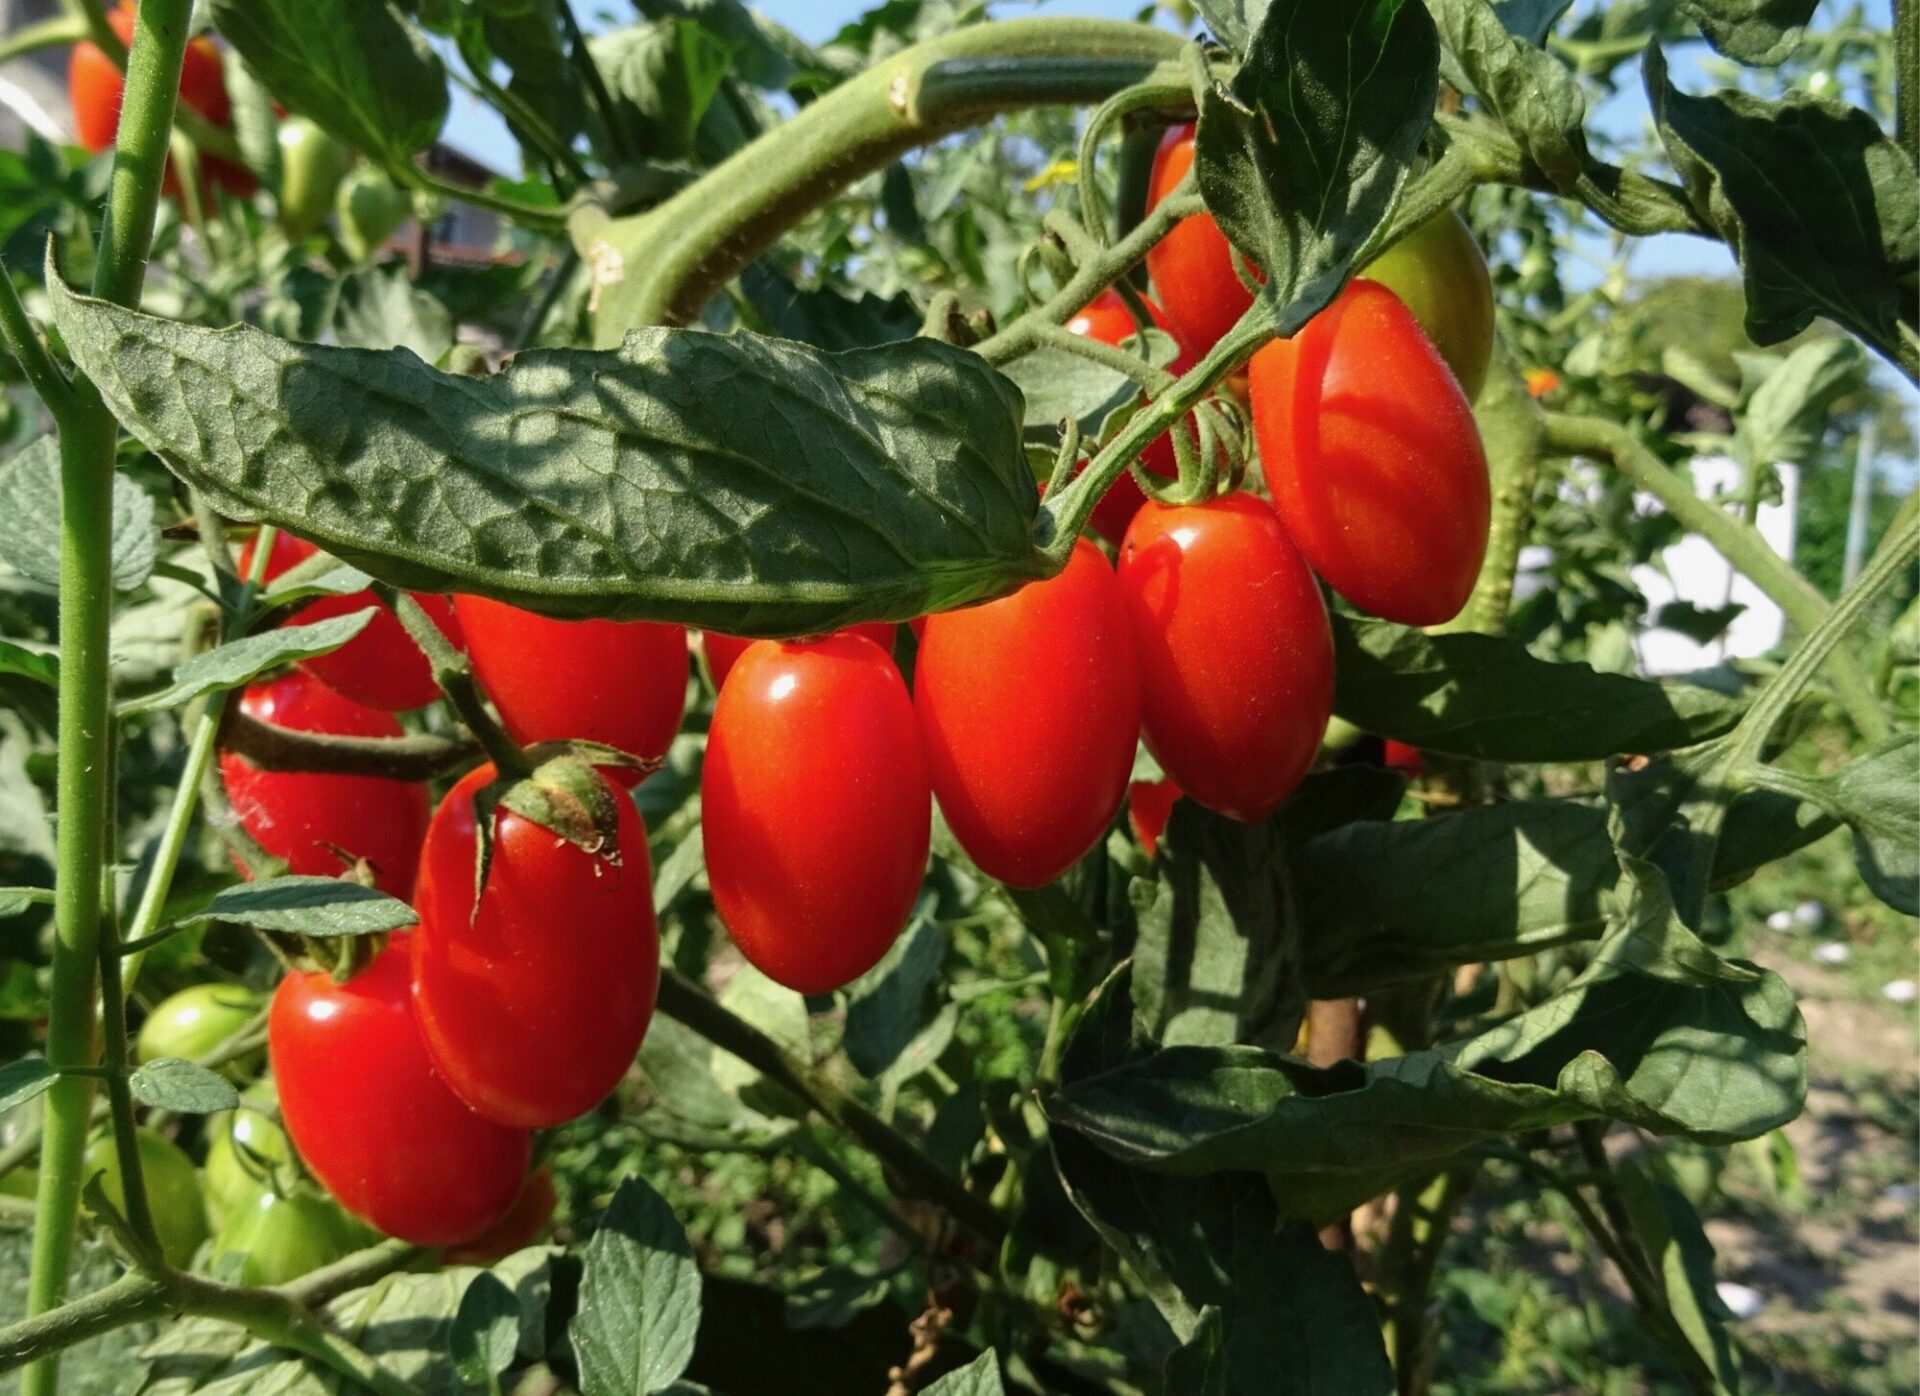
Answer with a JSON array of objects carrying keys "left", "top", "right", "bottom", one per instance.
[
  {"left": 574, "top": 18, "right": 1187, "bottom": 334},
  {"left": 218, "top": 712, "right": 478, "bottom": 781},
  {"left": 386, "top": 591, "right": 531, "bottom": 779},
  {"left": 0, "top": 12, "right": 87, "bottom": 64},
  {"left": 1540, "top": 413, "right": 1890, "bottom": 742},
  {"left": 23, "top": 3, "right": 192, "bottom": 1387},
  {"left": 655, "top": 970, "right": 1006, "bottom": 1245}
]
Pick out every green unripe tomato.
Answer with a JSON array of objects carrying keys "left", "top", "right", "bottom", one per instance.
[
  {"left": 203, "top": 1099, "right": 295, "bottom": 1224},
  {"left": 1360, "top": 210, "right": 1495, "bottom": 403},
  {"left": 83, "top": 1129, "right": 209, "bottom": 1268},
  {"left": 336, "top": 165, "right": 413, "bottom": 262},
  {"left": 209, "top": 1185, "right": 362, "bottom": 1285},
  {"left": 135, "top": 983, "right": 263, "bottom": 1076},
  {"left": 277, "top": 117, "right": 353, "bottom": 239}
]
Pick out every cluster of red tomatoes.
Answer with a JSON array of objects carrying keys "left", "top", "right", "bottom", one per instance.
[{"left": 208, "top": 122, "right": 1490, "bottom": 1249}]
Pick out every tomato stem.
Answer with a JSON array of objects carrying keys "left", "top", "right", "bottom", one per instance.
[{"left": 387, "top": 590, "right": 533, "bottom": 780}]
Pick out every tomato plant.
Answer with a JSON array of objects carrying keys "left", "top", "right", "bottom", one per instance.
[
  {"left": 702, "top": 633, "right": 930, "bottom": 993},
  {"left": 1, "top": 1, "right": 1912, "bottom": 1393},
  {"left": 413, "top": 762, "right": 661, "bottom": 1128},
  {"left": 1249, "top": 278, "right": 1492, "bottom": 627},
  {"left": 269, "top": 938, "right": 531, "bottom": 1245},
  {"left": 217, "top": 670, "right": 430, "bottom": 897}
]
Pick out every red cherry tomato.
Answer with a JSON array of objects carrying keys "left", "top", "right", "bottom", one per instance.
[
  {"left": 1145, "top": 123, "right": 1259, "bottom": 356},
  {"left": 454, "top": 596, "right": 686, "bottom": 783},
  {"left": 69, "top": 5, "right": 255, "bottom": 199},
  {"left": 1382, "top": 740, "right": 1423, "bottom": 777},
  {"left": 445, "top": 1165, "right": 557, "bottom": 1265},
  {"left": 1249, "top": 279, "right": 1491, "bottom": 627},
  {"left": 1128, "top": 778, "right": 1181, "bottom": 860},
  {"left": 412, "top": 762, "right": 660, "bottom": 1128},
  {"left": 1117, "top": 494, "right": 1334, "bottom": 822},
  {"left": 239, "top": 532, "right": 463, "bottom": 712},
  {"left": 915, "top": 539, "right": 1139, "bottom": 887},
  {"left": 1065, "top": 291, "right": 1199, "bottom": 543},
  {"left": 219, "top": 671, "right": 430, "bottom": 898},
  {"left": 702, "top": 633, "right": 929, "bottom": 993},
  {"left": 269, "top": 937, "right": 530, "bottom": 1246},
  {"left": 700, "top": 623, "right": 894, "bottom": 691}
]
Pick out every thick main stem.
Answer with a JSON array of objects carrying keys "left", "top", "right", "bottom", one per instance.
[{"left": 25, "top": 3, "right": 190, "bottom": 1390}]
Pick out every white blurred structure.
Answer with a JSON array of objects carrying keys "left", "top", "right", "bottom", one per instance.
[{"left": 1634, "top": 455, "right": 1797, "bottom": 676}]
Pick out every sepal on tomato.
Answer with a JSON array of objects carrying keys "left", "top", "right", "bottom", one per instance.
[{"left": 467, "top": 751, "right": 634, "bottom": 916}]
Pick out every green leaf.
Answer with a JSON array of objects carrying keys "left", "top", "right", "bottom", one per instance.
[
  {"left": 1428, "top": 0, "right": 1588, "bottom": 191},
  {"left": 331, "top": 263, "right": 456, "bottom": 363},
  {"left": 1196, "top": 0, "right": 1439, "bottom": 336},
  {"left": 0, "top": 642, "right": 58, "bottom": 692},
  {"left": 0, "top": 640, "right": 59, "bottom": 733},
  {"left": 593, "top": 18, "right": 735, "bottom": 160},
  {"left": 129, "top": 1058, "right": 240, "bottom": 1114},
  {"left": 174, "top": 876, "right": 419, "bottom": 937},
  {"left": 0, "top": 1056, "right": 56, "bottom": 1116},
  {"left": 782, "top": 1264, "right": 894, "bottom": 1331},
  {"left": 1679, "top": 0, "right": 1816, "bottom": 65},
  {"left": 998, "top": 327, "right": 1183, "bottom": 447},
  {"left": 1644, "top": 47, "right": 1918, "bottom": 367},
  {"left": 737, "top": 263, "right": 921, "bottom": 352},
  {"left": 1614, "top": 1159, "right": 1742, "bottom": 1393},
  {"left": 1050, "top": 951, "right": 1804, "bottom": 1222},
  {"left": 1331, "top": 614, "right": 1745, "bottom": 760},
  {"left": 208, "top": 0, "right": 448, "bottom": 168},
  {"left": 570, "top": 1176, "right": 701, "bottom": 1396},
  {"left": 117, "top": 609, "right": 379, "bottom": 716},
  {"left": 1294, "top": 783, "right": 1834, "bottom": 997},
  {"left": 0, "top": 436, "right": 157, "bottom": 593},
  {"left": 445, "top": 0, "right": 587, "bottom": 164},
  {"left": 844, "top": 915, "right": 945, "bottom": 1079},
  {"left": 1160, "top": 1306, "right": 1229, "bottom": 1396},
  {"left": 1736, "top": 337, "right": 1866, "bottom": 467},
  {"left": 1761, "top": 736, "right": 1919, "bottom": 915},
  {"left": 1132, "top": 802, "right": 1302, "bottom": 1052},
  {"left": 49, "top": 272, "right": 1045, "bottom": 636},
  {"left": 452, "top": 1271, "right": 522, "bottom": 1390},
  {"left": 0, "top": 886, "right": 53, "bottom": 917},
  {"left": 923, "top": 1352, "right": 1005, "bottom": 1396}
]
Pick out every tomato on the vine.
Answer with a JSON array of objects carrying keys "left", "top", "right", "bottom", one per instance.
[
  {"left": 702, "top": 633, "right": 929, "bottom": 993},
  {"left": 1065, "top": 291, "right": 1198, "bottom": 542},
  {"left": 1127, "top": 778, "right": 1181, "bottom": 859},
  {"left": 413, "top": 763, "right": 661, "bottom": 1129},
  {"left": 915, "top": 539, "right": 1139, "bottom": 887},
  {"left": 238, "top": 531, "right": 462, "bottom": 713},
  {"left": 1358, "top": 210, "right": 1495, "bottom": 403},
  {"left": 277, "top": 116, "right": 352, "bottom": 239},
  {"left": 203, "top": 1096, "right": 295, "bottom": 1223},
  {"left": 699, "top": 623, "right": 894, "bottom": 692},
  {"left": 83, "top": 1129, "right": 208, "bottom": 1268},
  {"left": 454, "top": 596, "right": 687, "bottom": 779},
  {"left": 69, "top": 5, "right": 255, "bottom": 199},
  {"left": 219, "top": 671, "right": 431, "bottom": 898},
  {"left": 209, "top": 1186, "right": 363, "bottom": 1285},
  {"left": 1249, "top": 279, "right": 1491, "bottom": 627},
  {"left": 135, "top": 983, "right": 262, "bottom": 1073},
  {"left": 1145, "top": 123, "right": 1256, "bottom": 356},
  {"left": 270, "top": 937, "right": 530, "bottom": 1246},
  {"left": 335, "top": 165, "right": 413, "bottom": 262},
  {"left": 1118, "top": 494, "right": 1334, "bottom": 822},
  {"left": 445, "top": 1166, "right": 557, "bottom": 1265},
  {"left": 1382, "top": 740, "right": 1423, "bottom": 777}
]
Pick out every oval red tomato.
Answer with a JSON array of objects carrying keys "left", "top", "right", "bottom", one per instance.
[
  {"left": 1145, "top": 123, "right": 1258, "bottom": 356},
  {"left": 269, "top": 937, "right": 530, "bottom": 1246},
  {"left": 239, "top": 532, "right": 463, "bottom": 713},
  {"left": 218, "top": 671, "right": 430, "bottom": 898},
  {"left": 454, "top": 596, "right": 687, "bottom": 781},
  {"left": 702, "top": 633, "right": 929, "bottom": 993},
  {"left": 700, "top": 623, "right": 894, "bottom": 692},
  {"left": 1249, "top": 279, "right": 1491, "bottom": 627},
  {"left": 445, "top": 1165, "right": 557, "bottom": 1265},
  {"left": 69, "top": 5, "right": 255, "bottom": 199},
  {"left": 1117, "top": 494, "right": 1334, "bottom": 822},
  {"left": 915, "top": 539, "right": 1139, "bottom": 887},
  {"left": 1066, "top": 291, "right": 1199, "bottom": 542},
  {"left": 413, "top": 763, "right": 660, "bottom": 1129},
  {"left": 1382, "top": 739, "right": 1423, "bottom": 777},
  {"left": 1358, "top": 210, "right": 1495, "bottom": 403}
]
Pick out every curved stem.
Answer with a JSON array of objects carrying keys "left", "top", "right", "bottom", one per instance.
[
  {"left": 0, "top": 13, "right": 87, "bottom": 65},
  {"left": 655, "top": 970, "right": 1005, "bottom": 1244},
  {"left": 397, "top": 165, "right": 565, "bottom": 235},
  {"left": 576, "top": 18, "right": 1186, "bottom": 335},
  {"left": 1540, "top": 413, "right": 1889, "bottom": 741},
  {"left": 386, "top": 592, "right": 529, "bottom": 780},
  {"left": 0, "top": 271, "right": 72, "bottom": 415},
  {"left": 219, "top": 710, "right": 478, "bottom": 781}
]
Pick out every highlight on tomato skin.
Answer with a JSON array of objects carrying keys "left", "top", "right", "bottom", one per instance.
[
  {"left": 701, "top": 632, "right": 930, "bottom": 995},
  {"left": 411, "top": 762, "right": 662, "bottom": 1130},
  {"left": 1117, "top": 493, "right": 1335, "bottom": 824},
  {"left": 269, "top": 937, "right": 532, "bottom": 1248},
  {"left": 915, "top": 537, "right": 1141, "bottom": 889},
  {"left": 217, "top": 670, "right": 431, "bottom": 899},
  {"left": 1248, "top": 278, "right": 1491, "bottom": 629}
]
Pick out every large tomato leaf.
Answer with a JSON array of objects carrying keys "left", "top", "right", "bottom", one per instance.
[
  {"left": 569, "top": 1176, "right": 701, "bottom": 1396},
  {"left": 1679, "top": 0, "right": 1818, "bottom": 65},
  {"left": 1195, "top": 0, "right": 1440, "bottom": 337},
  {"left": 1427, "top": 0, "right": 1588, "bottom": 191},
  {"left": 49, "top": 273, "right": 1046, "bottom": 636}
]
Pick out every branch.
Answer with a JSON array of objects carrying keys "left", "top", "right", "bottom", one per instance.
[
  {"left": 219, "top": 709, "right": 477, "bottom": 781},
  {"left": 656, "top": 970, "right": 1006, "bottom": 1244},
  {"left": 1541, "top": 413, "right": 1889, "bottom": 742}
]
